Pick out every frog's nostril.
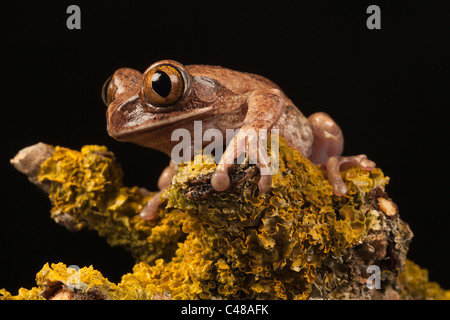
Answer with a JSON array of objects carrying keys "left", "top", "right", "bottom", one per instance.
[{"left": 101, "top": 75, "right": 114, "bottom": 106}]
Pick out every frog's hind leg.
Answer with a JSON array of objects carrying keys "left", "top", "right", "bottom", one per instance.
[
  {"left": 307, "top": 112, "right": 375, "bottom": 196},
  {"left": 140, "top": 160, "right": 178, "bottom": 221},
  {"left": 139, "top": 191, "right": 163, "bottom": 221},
  {"left": 308, "top": 112, "right": 344, "bottom": 165}
]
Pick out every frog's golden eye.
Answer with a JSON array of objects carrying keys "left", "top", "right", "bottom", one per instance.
[{"left": 143, "top": 65, "right": 187, "bottom": 107}]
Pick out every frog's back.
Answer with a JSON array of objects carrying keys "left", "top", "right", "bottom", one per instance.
[
  {"left": 186, "top": 64, "right": 281, "bottom": 93},
  {"left": 187, "top": 64, "right": 313, "bottom": 156}
]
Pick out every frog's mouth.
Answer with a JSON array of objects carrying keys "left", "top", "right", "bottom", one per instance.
[{"left": 107, "top": 101, "right": 214, "bottom": 142}]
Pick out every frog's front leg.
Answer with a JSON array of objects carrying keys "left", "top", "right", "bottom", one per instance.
[
  {"left": 308, "top": 112, "right": 376, "bottom": 196},
  {"left": 211, "top": 88, "right": 285, "bottom": 193},
  {"left": 140, "top": 160, "right": 178, "bottom": 220}
]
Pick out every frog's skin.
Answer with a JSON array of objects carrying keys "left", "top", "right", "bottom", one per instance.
[{"left": 104, "top": 60, "right": 375, "bottom": 220}]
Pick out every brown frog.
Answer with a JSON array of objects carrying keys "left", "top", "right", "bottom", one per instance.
[{"left": 103, "top": 60, "right": 375, "bottom": 220}]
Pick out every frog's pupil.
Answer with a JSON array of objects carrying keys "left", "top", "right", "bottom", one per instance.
[{"left": 152, "top": 71, "right": 172, "bottom": 98}]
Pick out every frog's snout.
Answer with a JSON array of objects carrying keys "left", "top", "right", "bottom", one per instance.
[{"left": 102, "top": 68, "right": 143, "bottom": 107}]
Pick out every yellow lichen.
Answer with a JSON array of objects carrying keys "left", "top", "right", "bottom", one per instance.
[
  {"left": 0, "top": 287, "right": 43, "bottom": 300},
  {"left": 2, "top": 138, "right": 446, "bottom": 300},
  {"left": 36, "top": 145, "right": 185, "bottom": 265},
  {"left": 398, "top": 260, "right": 450, "bottom": 300},
  {"left": 159, "top": 136, "right": 390, "bottom": 299}
]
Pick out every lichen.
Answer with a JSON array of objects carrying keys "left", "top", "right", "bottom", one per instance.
[
  {"left": 160, "top": 137, "right": 391, "bottom": 299},
  {"left": 398, "top": 260, "right": 450, "bottom": 300},
  {"left": 0, "top": 287, "right": 43, "bottom": 300},
  {"left": 36, "top": 145, "right": 186, "bottom": 265},
  {"left": 1, "top": 138, "right": 448, "bottom": 300}
]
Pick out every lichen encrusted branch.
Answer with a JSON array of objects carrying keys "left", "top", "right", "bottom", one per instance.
[
  {"left": 3, "top": 139, "right": 449, "bottom": 300},
  {"left": 10, "top": 143, "right": 185, "bottom": 265}
]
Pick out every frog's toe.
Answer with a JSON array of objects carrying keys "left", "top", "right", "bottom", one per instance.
[
  {"left": 211, "top": 169, "right": 231, "bottom": 191},
  {"left": 140, "top": 192, "right": 162, "bottom": 221},
  {"left": 330, "top": 177, "right": 349, "bottom": 196},
  {"left": 360, "top": 157, "right": 376, "bottom": 170},
  {"left": 258, "top": 174, "right": 272, "bottom": 193},
  {"left": 338, "top": 154, "right": 376, "bottom": 171}
]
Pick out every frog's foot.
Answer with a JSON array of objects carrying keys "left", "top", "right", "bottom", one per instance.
[
  {"left": 140, "top": 191, "right": 162, "bottom": 221},
  {"left": 212, "top": 166, "right": 272, "bottom": 193},
  {"left": 326, "top": 154, "right": 376, "bottom": 196},
  {"left": 211, "top": 128, "right": 272, "bottom": 193}
]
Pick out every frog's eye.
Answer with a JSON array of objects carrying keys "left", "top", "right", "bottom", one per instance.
[{"left": 143, "top": 65, "right": 187, "bottom": 107}]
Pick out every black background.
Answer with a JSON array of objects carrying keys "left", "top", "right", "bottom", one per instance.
[{"left": 2, "top": 1, "right": 449, "bottom": 294}]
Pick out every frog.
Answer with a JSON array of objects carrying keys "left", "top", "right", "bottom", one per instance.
[{"left": 103, "top": 60, "right": 375, "bottom": 220}]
